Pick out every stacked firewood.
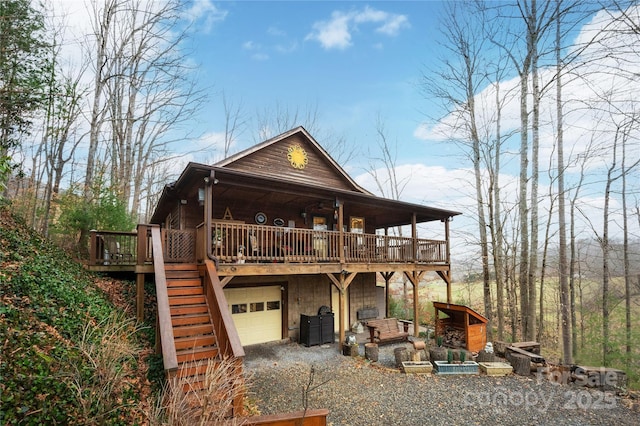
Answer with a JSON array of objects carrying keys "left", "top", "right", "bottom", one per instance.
[{"left": 442, "top": 327, "right": 466, "bottom": 348}]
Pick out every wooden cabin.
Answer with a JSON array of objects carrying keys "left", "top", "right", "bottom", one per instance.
[{"left": 87, "top": 126, "right": 461, "bottom": 415}]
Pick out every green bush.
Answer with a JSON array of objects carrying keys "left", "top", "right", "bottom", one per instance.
[{"left": 0, "top": 206, "right": 145, "bottom": 424}]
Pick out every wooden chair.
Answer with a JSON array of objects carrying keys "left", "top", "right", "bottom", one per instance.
[{"left": 248, "top": 233, "right": 261, "bottom": 258}]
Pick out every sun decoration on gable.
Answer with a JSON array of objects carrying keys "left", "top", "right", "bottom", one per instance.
[{"left": 287, "top": 144, "right": 308, "bottom": 169}]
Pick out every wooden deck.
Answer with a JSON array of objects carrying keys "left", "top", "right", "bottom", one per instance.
[{"left": 87, "top": 222, "right": 449, "bottom": 274}]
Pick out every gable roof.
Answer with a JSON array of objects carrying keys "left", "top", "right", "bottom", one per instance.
[
  {"left": 215, "top": 126, "right": 371, "bottom": 194},
  {"left": 150, "top": 127, "right": 462, "bottom": 226}
]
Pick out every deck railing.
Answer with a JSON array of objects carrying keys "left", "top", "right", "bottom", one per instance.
[
  {"left": 89, "top": 223, "right": 448, "bottom": 267},
  {"left": 204, "top": 221, "right": 447, "bottom": 264},
  {"left": 89, "top": 230, "right": 137, "bottom": 266},
  {"left": 163, "top": 228, "right": 196, "bottom": 263}
]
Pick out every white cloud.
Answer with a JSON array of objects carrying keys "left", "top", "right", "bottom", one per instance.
[
  {"left": 267, "top": 26, "right": 286, "bottom": 37},
  {"left": 251, "top": 52, "right": 270, "bottom": 61},
  {"left": 243, "top": 40, "right": 260, "bottom": 50},
  {"left": 375, "top": 14, "right": 410, "bottom": 36},
  {"left": 275, "top": 41, "right": 299, "bottom": 54},
  {"left": 306, "top": 11, "right": 352, "bottom": 50},
  {"left": 415, "top": 4, "right": 640, "bottom": 182},
  {"left": 306, "top": 6, "right": 409, "bottom": 50},
  {"left": 182, "top": 0, "right": 228, "bottom": 33}
]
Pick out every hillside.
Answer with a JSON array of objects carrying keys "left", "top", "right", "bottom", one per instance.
[{"left": 0, "top": 205, "right": 154, "bottom": 425}]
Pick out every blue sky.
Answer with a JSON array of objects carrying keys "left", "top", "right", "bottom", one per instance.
[
  {"left": 184, "top": 1, "right": 446, "bottom": 165},
  {"left": 50, "top": 1, "right": 640, "bottom": 255}
]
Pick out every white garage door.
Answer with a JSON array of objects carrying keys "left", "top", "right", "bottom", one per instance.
[{"left": 224, "top": 286, "right": 282, "bottom": 346}]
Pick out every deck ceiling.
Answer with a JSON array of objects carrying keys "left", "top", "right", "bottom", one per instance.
[{"left": 152, "top": 163, "right": 461, "bottom": 228}]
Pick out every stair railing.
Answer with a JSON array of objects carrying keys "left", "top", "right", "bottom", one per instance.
[
  {"left": 151, "top": 225, "right": 178, "bottom": 373},
  {"left": 202, "top": 259, "right": 245, "bottom": 360},
  {"left": 202, "top": 258, "right": 245, "bottom": 415}
]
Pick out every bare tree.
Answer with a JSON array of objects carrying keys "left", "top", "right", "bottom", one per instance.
[
  {"left": 221, "top": 91, "right": 248, "bottom": 158},
  {"left": 554, "top": 0, "right": 572, "bottom": 365},
  {"left": 252, "top": 100, "right": 356, "bottom": 165},
  {"left": 101, "top": 0, "right": 206, "bottom": 216},
  {"left": 84, "top": 0, "right": 117, "bottom": 203},
  {"left": 422, "top": 0, "right": 497, "bottom": 336}
]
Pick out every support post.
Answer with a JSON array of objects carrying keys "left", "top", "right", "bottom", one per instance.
[
  {"left": 445, "top": 217, "right": 451, "bottom": 302},
  {"left": 327, "top": 272, "right": 357, "bottom": 350},
  {"left": 136, "top": 273, "right": 145, "bottom": 321},
  {"left": 337, "top": 199, "right": 344, "bottom": 263},
  {"left": 411, "top": 213, "right": 417, "bottom": 262}
]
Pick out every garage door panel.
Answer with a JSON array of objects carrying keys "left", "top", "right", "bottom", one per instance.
[{"left": 224, "top": 286, "right": 282, "bottom": 346}]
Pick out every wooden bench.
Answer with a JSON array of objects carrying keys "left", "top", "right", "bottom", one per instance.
[
  {"left": 506, "top": 345, "right": 545, "bottom": 364},
  {"left": 365, "top": 318, "right": 409, "bottom": 345}
]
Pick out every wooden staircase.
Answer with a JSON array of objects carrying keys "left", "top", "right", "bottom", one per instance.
[{"left": 166, "top": 263, "right": 221, "bottom": 391}]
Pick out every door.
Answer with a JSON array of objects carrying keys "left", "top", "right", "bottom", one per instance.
[{"left": 224, "top": 285, "right": 282, "bottom": 346}]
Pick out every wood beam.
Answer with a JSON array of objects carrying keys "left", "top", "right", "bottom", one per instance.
[
  {"left": 437, "top": 270, "right": 452, "bottom": 303},
  {"left": 379, "top": 271, "right": 395, "bottom": 318},
  {"left": 326, "top": 272, "right": 357, "bottom": 347},
  {"left": 411, "top": 213, "right": 417, "bottom": 262},
  {"left": 136, "top": 273, "right": 145, "bottom": 321},
  {"left": 219, "top": 276, "right": 233, "bottom": 287},
  {"left": 404, "top": 270, "right": 425, "bottom": 337}
]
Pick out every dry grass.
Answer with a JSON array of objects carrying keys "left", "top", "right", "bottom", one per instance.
[
  {"left": 148, "top": 357, "right": 248, "bottom": 426},
  {"left": 68, "top": 311, "right": 142, "bottom": 424}
]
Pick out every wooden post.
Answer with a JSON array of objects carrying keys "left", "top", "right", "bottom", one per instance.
[
  {"left": 411, "top": 213, "right": 417, "bottom": 262},
  {"left": 412, "top": 276, "right": 419, "bottom": 337},
  {"left": 446, "top": 218, "right": 452, "bottom": 303},
  {"left": 89, "top": 230, "right": 97, "bottom": 265},
  {"left": 338, "top": 282, "right": 346, "bottom": 346},
  {"left": 136, "top": 224, "right": 148, "bottom": 265},
  {"left": 337, "top": 199, "right": 344, "bottom": 263},
  {"left": 136, "top": 273, "right": 145, "bottom": 321}
]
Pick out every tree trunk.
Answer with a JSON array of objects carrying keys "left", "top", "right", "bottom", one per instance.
[
  {"left": 555, "top": 0, "right": 572, "bottom": 365},
  {"left": 527, "top": 0, "right": 540, "bottom": 343},
  {"left": 509, "top": 353, "right": 531, "bottom": 376}
]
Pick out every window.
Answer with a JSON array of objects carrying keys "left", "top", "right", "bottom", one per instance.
[
  {"left": 250, "top": 302, "right": 264, "bottom": 312},
  {"left": 232, "top": 304, "right": 247, "bottom": 314},
  {"left": 267, "top": 300, "right": 280, "bottom": 310},
  {"left": 350, "top": 217, "right": 364, "bottom": 233},
  {"left": 313, "top": 216, "right": 327, "bottom": 231}
]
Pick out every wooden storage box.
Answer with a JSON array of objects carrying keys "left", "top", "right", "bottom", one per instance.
[
  {"left": 402, "top": 361, "right": 433, "bottom": 374},
  {"left": 479, "top": 362, "right": 513, "bottom": 376},
  {"left": 433, "top": 302, "right": 488, "bottom": 353}
]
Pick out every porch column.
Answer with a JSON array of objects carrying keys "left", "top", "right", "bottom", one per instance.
[
  {"left": 337, "top": 199, "right": 344, "bottom": 263},
  {"left": 136, "top": 224, "right": 149, "bottom": 322},
  {"left": 404, "top": 271, "right": 424, "bottom": 338},
  {"left": 205, "top": 171, "right": 214, "bottom": 259},
  {"left": 327, "top": 272, "right": 357, "bottom": 349},
  {"left": 445, "top": 217, "right": 451, "bottom": 303},
  {"left": 381, "top": 271, "right": 395, "bottom": 319},
  {"left": 411, "top": 213, "right": 417, "bottom": 262}
]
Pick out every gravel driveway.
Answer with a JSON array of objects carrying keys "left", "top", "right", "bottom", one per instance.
[{"left": 244, "top": 340, "right": 639, "bottom": 426}]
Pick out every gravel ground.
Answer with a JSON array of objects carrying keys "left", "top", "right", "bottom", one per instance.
[{"left": 243, "top": 340, "right": 639, "bottom": 426}]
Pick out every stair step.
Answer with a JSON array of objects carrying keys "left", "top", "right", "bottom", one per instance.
[
  {"left": 169, "top": 295, "right": 206, "bottom": 306},
  {"left": 166, "top": 278, "right": 202, "bottom": 287},
  {"left": 176, "top": 360, "right": 217, "bottom": 378},
  {"left": 174, "top": 335, "right": 216, "bottom": 350},
  {"left": 173, "top": 323, "right": 214, "bottom": 338},
  {"left": 176, "top": 346, "right": 219, "bottom": 363},
  {"left": 165, "top": 263, "right": 198, "bottom": 271},
  {"left": 166, "top": 270, "right": 200, "bottom": 279},
  {"left": 172, "top": 313, "right": 211, "bottom": 326},
  {"left": 170, "top": 304, "right": 208, "bottom": 316},
  {"left": 167, "top": 286, "right": 203, "bottom": 297}
]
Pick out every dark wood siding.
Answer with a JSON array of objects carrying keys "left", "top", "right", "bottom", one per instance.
[{"left": 224, "top": 134, "right": 356, "bottom": 192}]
